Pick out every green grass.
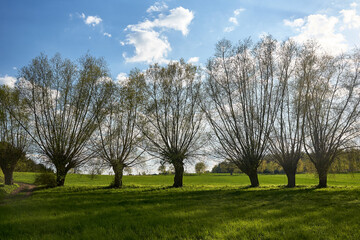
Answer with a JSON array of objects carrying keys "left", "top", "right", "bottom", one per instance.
[
  {"left": 11, "top": 171, "right": 360, "bottom": 187},
  {"left": 0, "top": 172, "right": 360, "bottom": 239}
]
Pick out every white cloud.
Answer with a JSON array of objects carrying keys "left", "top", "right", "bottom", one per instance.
[
  {"left": 81, "top": 13, "right": 102, "bottom": 26},
  {"left": 0, "top": 75, "right": 17, "bottom": 88},
  {"left": 12, "top": 67, "right": 17, "bottom": 70},
  {"left": 103, "top": 32, "right": 112, "bottom": 37},
  {"left": 147, "top": 1, "right": 168, "bottom": 13},
  {"left": 128, "top": 7, "right": 194, "bottom": 36},
  {"left": 229, "top": 17, "right": 238, "bottom": 25},
  {"left": 351, "top": 2, "right": 358, "bottom": 8},
  {"left": 187, "top": 57, "right": 199, "bottom": 64},
  {"left": 284, "top": 14, "right": 348, "bottom": 55},
  {"left": 283, "top": 18, "right": 304, "bottom": 28},
  {"left": 224, "top": 7, "right": 244, "bottom": 33},
  {"left": 116, "top": 73, "right": 128, "bottom": 84},
  {"left": 124, "top": 6, "right": 194, "bottom": 63},
  {"left": 120, "top": 41, "right": 125, "bottom": 46},
  {"left": 340, "top": 9, "right": 360, "bottom": 29},
  {"left": 234, "top": 8, "right": 245, "bottom": 16},
  {"left": 125, "top": 30, "right": 171, "bottom": 64},
  {"left": 224, "top": 26, "right": 234, "bottom": 32}
]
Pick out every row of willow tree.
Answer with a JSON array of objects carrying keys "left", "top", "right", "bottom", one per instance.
[{"left": 1, "top": 36, "right": 360, "bottom": 188}]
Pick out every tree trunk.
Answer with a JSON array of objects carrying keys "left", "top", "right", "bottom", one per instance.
[
  {"left": 4, "top": 169, "right": 14, "bottom": 185},
  {"left": 318, "top": 171, "right": 328, "bottom": 188},
  {"left": 286, "top": 171, "right": 296, "bottom": 188},
  {"left": 173, "top": 163, "right": 184, "bottom": 188},
  {"left": 113, "top": 165, "right": 124, "bottom": 188},
  {"left": 56, "top": 168, "right": 67, "bottom": 186},
  {"left": 248, "top": 170, "right": 259, "bottom": 187}
]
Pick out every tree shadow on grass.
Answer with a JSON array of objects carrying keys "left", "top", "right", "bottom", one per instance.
[{"left": 0, "top": 186, "right": 359, "bottom": 239}]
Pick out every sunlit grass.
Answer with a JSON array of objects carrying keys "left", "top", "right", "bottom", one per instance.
[{"left": 0, "top": 172, "right": 360, "bottom": 239}]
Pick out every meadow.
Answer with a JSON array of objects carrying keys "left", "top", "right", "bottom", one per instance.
[{"left": 1, "top": 172, "right": 360, "bottom": 239}]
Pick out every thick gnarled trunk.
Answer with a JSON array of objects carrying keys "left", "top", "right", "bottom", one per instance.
[
  {"left": 286, "top": 171, "right": 296, "bottom": 188},
  {"left": 56, "top": 167, "right": 68, "bottom": 187},
  {"left": 3, "top": 169, "right": 14, "bottom": 185},
  {"left": 113, "top": 165, "right": 124, "bottom": 188},
  {"left": 173, "top": 162, "right": 184, "bottom": 188},
  {"left": 318, "top": 171, "right": 328, "bottom": 188},
  {"left": 283, "top": 165, "right": 297, "bottom": 188},
  {"left": 247, "top": 170, "right": 259, "bottom": 187}
]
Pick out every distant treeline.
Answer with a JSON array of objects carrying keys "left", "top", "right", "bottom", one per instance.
[
  {"left": 212, "top": 150, "right": 360, "bottom": 174},
  {"left": 14, "top": 157, "right": 53, "bottom": 173}
]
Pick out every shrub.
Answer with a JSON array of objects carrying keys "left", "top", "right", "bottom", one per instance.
[{"left": 34, "top": 172, "right": 57, "bottom": 187}]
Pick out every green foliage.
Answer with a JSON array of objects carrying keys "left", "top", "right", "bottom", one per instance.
[
  {"left": 14, "top": 157, "right": 53, "bottom": 173},
  {"left": 34, "top": 172, "right": 57, "bottom": 187},
  {"left": 195, "top": 162, "right": 206, "bottom": 174}
]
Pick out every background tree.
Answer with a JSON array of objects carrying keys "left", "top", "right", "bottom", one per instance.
[
  {"left": 211, "top": 161, "right": 240, "bottom": 175},
  {"left": 16, "top": 53, "right": 111, "bottom": 186},
  {"left": 268, "top": 40, "right": 306, "bottom": 187},
  {"left": 204, "top": 36, "right": 281, "bottom": 187},
  {"left": 92, "top": 70, "right": 146, "bottom": 188},
  {"left": 142, "top": 60, "right": 206, "bottom": 187},
  {"left": 158, "top": 162, "right": 167, "bottom": 175},
  {"left": 195, "top": 162, "right": 206, "bottom": 174},
  {"left": 0, "top": 86, "right": 29, "bottom": 185},
  {"left": 302, "top": 44, "right": 360, "bottom": 187}
]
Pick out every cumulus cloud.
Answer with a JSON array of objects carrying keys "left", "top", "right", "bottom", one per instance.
[
  {"left": 0, "top": 75, "right": 17, "bottom": 88},
  {"left": 284, "top": 14, "right": 348, "bottom": 55},
  {"left": 116, "top": 73, "right": 128, "bottom": 85},
  {"left": 284, "top": 3, "right": 360, "bottom": 55},
  {"left": 147, "top": 1, "right": 168, "bottom": 13},
  {"left": 187, "top": 57, "right": 199, "bottom": 64},
  {"left": 340, "top": 8, "right": 360, "bottom": 29},
  {"left": 103, "top": 32, "right": 112, "bottom": 37},
  {"left": 80, "top": 13, "right": 102, "bottom": 26},
  {"left": 283, "top": 18, "right": 304, "bottom": 28},
  {"left": 124, "top": 6, "right": 194, "bottom": 63},
  {"left": 224, "top": 7, "right": 245, "bottom": 32},
  {"left": 125, "top": 30, "right": 171, "bottom": 64}
]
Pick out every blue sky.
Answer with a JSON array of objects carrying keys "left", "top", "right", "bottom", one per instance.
[
  {"left": 1, "top": 0, "right": 360, "bottom": 86},
  {"left": 1, "top": 0, "right": 360, "bottom": 173}
]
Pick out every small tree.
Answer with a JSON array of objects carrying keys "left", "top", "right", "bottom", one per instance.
[
  {"left": 0, "top": 86, "right": 29, "bottom": 185},
  {"left": 142, "top": 60, "right": 206, "bottom": 187},
  {"left": 92, "top": 70, "right": 146, "bottom": 188},
  {"left": 195, "top": 162, "right": 206, "bottom": 174},
  {"left": 204, "top": 36, "right": 281, "bottom": 187},
  {"left": 302, "top": 45, "right": 360, "bottom": 187},
  {"left": 268, "top": 40, "right": 307, "bottom": 187},
  {"left": 158, "top": 162, "right": 167, "bottom": 175},
  {"left": 16, "top": 53, "right": 111, "bottom": 186}
]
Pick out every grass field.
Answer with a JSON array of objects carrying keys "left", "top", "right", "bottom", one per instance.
[{"left": 1, "top": 172, "right": 360, "bottom": 239}]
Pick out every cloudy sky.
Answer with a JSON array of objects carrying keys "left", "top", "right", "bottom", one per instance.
[
  {"left": 1, "top": 0, "right": 360, "bottom": 173},
  {"left": 1, "top": 0, "right": 360, "bottom": 86}
]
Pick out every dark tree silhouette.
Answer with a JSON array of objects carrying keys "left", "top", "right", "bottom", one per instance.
[{"left": 0, "top": 86, "right": 29, "bottom": 185}]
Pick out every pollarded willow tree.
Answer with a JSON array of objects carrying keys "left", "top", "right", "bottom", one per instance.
[
  {"left": 0, "top": 86, "right": 29, "bottom": 185},
  {"left": 268, "top": 40, "right": 307, "bottom": 187},
  {"left": 301, "top": 43, "right": 360, "bottom": 188},
  {"left": 204, "top": 36, "right": 281, "bottom": 187},
  {"left": 16, "top": 53, "right": 111, "bottom": 186},
  {"left": 142, "top": 60, "right": 207, "bottom": 187},
  {"left": 92, "top": 69, "right": 146, "bottom": 188}
]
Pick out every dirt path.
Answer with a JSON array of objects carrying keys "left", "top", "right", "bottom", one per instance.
[
  {"left": 11, "top": 182, "right": 37, "bottom": 197},
  {"left": 0, "top": 182, "right": 37, "bottom": 205}
]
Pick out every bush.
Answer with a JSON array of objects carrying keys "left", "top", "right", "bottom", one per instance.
[{"left": 34, "top": 172, "right": 57, "bottom": 187}]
